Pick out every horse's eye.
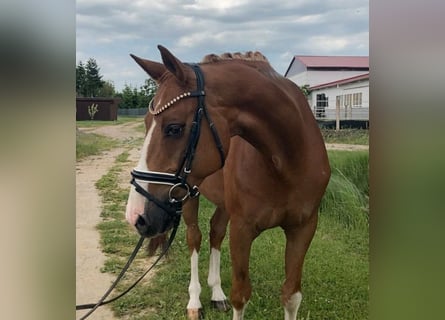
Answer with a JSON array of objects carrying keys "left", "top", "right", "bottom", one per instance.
[{"left": 164, "top": 124, "right": 185, "bottom": 138}]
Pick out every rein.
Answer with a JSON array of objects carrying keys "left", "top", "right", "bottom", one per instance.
[
  {"left": 77, "top": 64, "right": 225, "bottom": 318},
  {"left": 76, "top": 218, "right": 180, "bottom": 319}
]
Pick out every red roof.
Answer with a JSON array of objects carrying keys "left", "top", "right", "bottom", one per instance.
[
  {"left": 309, "top": 73, "right": 369, "bottom": 90},
  {"left": 295, "top": 55, "right": 369, "bottom": 68}
]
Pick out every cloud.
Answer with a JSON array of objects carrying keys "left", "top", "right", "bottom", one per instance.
[{"left": 76, "top": 0, "right": 369, "bottom": 91}]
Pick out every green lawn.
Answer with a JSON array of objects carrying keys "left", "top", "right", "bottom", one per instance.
[
  {"left": 93, "top": 149, "right": 369, "bottom": 319},
  {"left": 76, "top": 116, "right": 143, "bottom": 128},
  {"left": 76, "top": 130, "right": 119, "bottom": 160}
]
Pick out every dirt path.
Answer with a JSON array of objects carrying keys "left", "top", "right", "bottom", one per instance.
[{"left": 76, "top": 121, "right": 143, "bottom": 319}]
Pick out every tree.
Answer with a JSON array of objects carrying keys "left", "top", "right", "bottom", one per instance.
[
  {"left": 300, "top": 84, "right": 311, "bottom": 97},
  {"left": 141, "top": 78, "right": 158, "bottom": 101},
  {"left": 84, "top": 58, "right": 104, "bottom": 97},
  {"left": 97, "top": 80, "right": 116, "bottom": 97},
  {"left": 76, "top": 58, "right": 107, "bottom": 97},
  {"left": 118, "top": 84, "right": 137, "bottom": 109},
  {"left": 76, "top": 61, "right": 86, "bottom": 97},
  {"left": 117, "top": 80, "right": 157, "bottom": 109}
]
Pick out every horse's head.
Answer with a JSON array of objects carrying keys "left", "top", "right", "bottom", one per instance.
[{"left": 125, "top": 45, "right": 230, "bottom": 238}]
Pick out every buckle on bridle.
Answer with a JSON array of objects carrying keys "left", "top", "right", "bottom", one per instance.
[
  {"left": 190, "top": 185, "right": 200, "bottom": 198},
  {"left": 168, "top": 182, "right": 191, "bottom": 203},
  {"left": 168, "top": 182, "right": 199, "bottom": 203}
]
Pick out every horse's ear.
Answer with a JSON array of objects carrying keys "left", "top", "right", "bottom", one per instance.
[
  {"left": 157, "top": 45, "right": 189, "bottom": 84},
  {"left": 130, "top": 54, "right": 166, "bottom": 82}
]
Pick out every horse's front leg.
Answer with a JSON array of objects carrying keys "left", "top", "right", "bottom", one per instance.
[
  {"left": 229, "top": 216, "right": 256, "bottom": 320},
  {"left": 207, "top": 206, "right": 230, "bottom": 312},
  {"left": 183, "top": 197, "right": 204, "bottom": 320}
]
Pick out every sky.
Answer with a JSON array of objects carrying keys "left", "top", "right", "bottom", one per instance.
[{"left": 76, "top": 0, "right": 368, "bottom": 92}]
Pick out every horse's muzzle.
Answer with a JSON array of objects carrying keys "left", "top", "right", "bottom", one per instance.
[
  {"left": 135, "top": 215, "right": 156, "bottom": 238},
  {"left": 135, "top": 209, "right": 174, "bottom": 238}
]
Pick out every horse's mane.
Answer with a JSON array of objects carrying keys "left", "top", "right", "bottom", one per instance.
[
  {"left": 201, "top": 51, "right": 269, "bottom": 63},
  {"left": 200, "top": 51, "right": 282, "bottom": 79}
]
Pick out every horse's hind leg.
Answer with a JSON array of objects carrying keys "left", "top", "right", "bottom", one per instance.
[
  {"left": 281, "top": 212, "right": 318, "bottom": 320},
  {"left": 183, "top": 197, "right": 204, "bottom": 320},
  {"left": 207, "top": 206, "right": 230, "bottom": 312}
]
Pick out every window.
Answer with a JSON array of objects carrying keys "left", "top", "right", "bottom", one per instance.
[{"left": 353, "top": 92, "right": 362, "bottom": 107}]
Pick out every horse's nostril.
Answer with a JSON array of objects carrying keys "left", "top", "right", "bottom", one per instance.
[{"left": 136, "top": 215, "right": 146, "bottom": 227}]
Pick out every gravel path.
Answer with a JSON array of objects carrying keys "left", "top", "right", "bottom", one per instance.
[{"left": 76, "top": 121, "right": 143, "bottom": 319}]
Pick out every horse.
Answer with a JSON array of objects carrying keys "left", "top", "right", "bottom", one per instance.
[{"left": 125, "top": 45, "right": 330, "bottom": 320}]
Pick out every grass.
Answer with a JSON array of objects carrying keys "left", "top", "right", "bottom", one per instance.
[
  {"left": 76, "top": 116, "right": 142, "bottom": 128},
  {"left": 76, "top": 116, "right": 369, "bottom": 318},
  {"left": 76, "top": 130, "right": 120, "bottom": 160},
  {"left": 320, "top": 150, "right": 369, "bottom": 231},
  {"left": 321, "top": 129, "right": 369, "bottom": 145},
  {"left": 76, "top": 117, "right": 145, "bottom": 160},
  {"left": 93, "top": 149, "right": 369, "bottom": 319}
]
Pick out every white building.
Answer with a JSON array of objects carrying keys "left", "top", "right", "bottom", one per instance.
[{"left": 284, "top": 55, "right": 369, "bottom": 122}]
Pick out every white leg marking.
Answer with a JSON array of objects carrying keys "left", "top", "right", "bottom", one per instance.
[
  {"left": 284, "top": 291, "right": 302, "bottom": 320},
  {"left": 232, "top": 305, "right": 246, "bottom": 320},
  {"left": 187, "top": 250, "right": 202, "bottom": 310},
  {"left": 207, "top": 248, "right": 227, "bottom": 301},
  {"left": 125, "top": 121, "right": 156, "bottom": 226}
]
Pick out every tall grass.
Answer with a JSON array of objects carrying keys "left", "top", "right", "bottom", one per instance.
[
  {"left": 92, "top": 149, "right": 369, "bottom": 319},
  {"left": 321, "top": 129, "right": 369, "bottom": 145},
  {"left": 320, "top": 150, "right": 369, "bottom": 230}
]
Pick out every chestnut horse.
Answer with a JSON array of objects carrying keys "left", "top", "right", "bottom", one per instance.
[{"left": 125, "top": 45, "right": 330, "bottom": 320}]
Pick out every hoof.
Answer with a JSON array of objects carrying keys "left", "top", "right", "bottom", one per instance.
[
  {"left": 211, "top": 299, "right": 231, "bottom": 312},
  {"left": 186, "top": 308, "right": 204, "bottom": 320}
]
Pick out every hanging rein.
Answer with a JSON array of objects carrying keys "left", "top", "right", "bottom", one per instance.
[{"left": 76, "top": 64, "right": 225, "bottom": 319}]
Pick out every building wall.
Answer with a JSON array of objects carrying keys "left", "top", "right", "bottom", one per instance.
[
  {"left": 285, "top": 59, "right": 306, "bottom": 78},
  {"left": 76, "top": 98, "right": 120, "bottom": 121},
  {"left": 308, "top": 79, "right": 369, "bottom": 120}
]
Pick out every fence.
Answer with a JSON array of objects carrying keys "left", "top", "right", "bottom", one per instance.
[
  {"left": 118, "top": 108, "right": 148, "bottom": 116},
  {"left": 312, "top": 100, "right": 369, "bottom": 130},
  {"left": 313, "top": 106, "right": 369, "bottom": 119}
]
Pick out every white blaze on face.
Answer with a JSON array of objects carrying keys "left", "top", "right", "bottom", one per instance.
[{"left": 125, "top": 121, "right": 156, "bottom": 226}]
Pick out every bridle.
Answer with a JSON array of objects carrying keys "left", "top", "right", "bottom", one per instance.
[
  {"left": 77, "top": 64, "right": 223, "bottom": 317},
  {"left": 130, "top": 63, "right": 225, "bottom": 219},
  {"left": 76, "top": 64, "right": 225, "bottom": 319}
]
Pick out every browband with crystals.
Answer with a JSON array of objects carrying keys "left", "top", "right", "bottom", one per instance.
[{"left": 149, "top": 92, "right": 192, "bottom": 116}]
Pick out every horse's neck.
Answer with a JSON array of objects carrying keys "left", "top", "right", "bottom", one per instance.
[
  {"left": 215, "top": 79, "right": 310, "bottom": 173},
  {"left": 230, "top": 106, "right": 303, "bottom": 171}
]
